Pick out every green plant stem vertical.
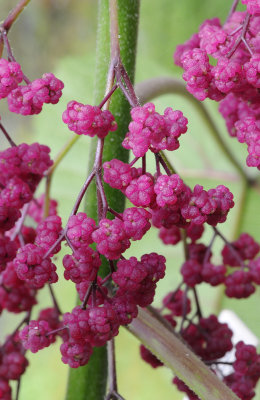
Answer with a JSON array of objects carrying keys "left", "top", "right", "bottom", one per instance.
[{"left": 65, "top": 1, "right": 139, "bottom": 400}]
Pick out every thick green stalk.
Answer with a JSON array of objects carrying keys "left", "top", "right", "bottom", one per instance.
[
  {"left": 87, "top": 0, "right": 140, "bottom": 222},
  {"left": 65, "top": 2, "right": 139, "bottom": 400},
  {"left": 128, "top": 307, "right": 240, "bottom": 400}
]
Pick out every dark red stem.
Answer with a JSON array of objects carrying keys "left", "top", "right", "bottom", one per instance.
[{"left": 0, "top": 122, "right": 17, "bottom": 147}]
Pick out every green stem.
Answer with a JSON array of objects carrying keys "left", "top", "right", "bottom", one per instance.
[
  {"left": 65, "top": 1, "right": 139, "bottom": 399},
  {"left": 128, "top": 307, "right": 240, "bottom": 400},
  {"left": 135, "top": 77, "right": 249, "bottom": 183}
]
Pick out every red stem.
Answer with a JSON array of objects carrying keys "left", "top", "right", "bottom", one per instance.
[
  {"left": 2, "top": 0, "right": 31, "bottom": 32},
  {"left": 0, "top": 122, "right": 17, "bottom": 147}
]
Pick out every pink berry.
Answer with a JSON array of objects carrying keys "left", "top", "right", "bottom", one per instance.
[
  {"left": 91, "top": 218, "right": 130, "bottom": 260},
  {"left": 19, "top": 320, "right": 54, "bottom": 353},
  {"left": 62, "top": 101, "right": 117, "bottom": 138},
  {"left": 0, "top": 59, "right": 23, "bottom": 99}
]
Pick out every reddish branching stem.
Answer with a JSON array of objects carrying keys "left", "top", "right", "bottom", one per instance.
[
  {"left": 227, "top": 13, "right": 252, "bottom": 58},
  {"left": 48, "top": 284, "right": 62, "bottom": 315},
  {"left": 226, "top": 0, "right": 240, "bottom": 23},
  {"left": 213, "top": 227, "right": 247, "bottom": 268},
  {"left": 0, "top": 122, "right": 17, "bottom": 147},
  {"left": 1, "top": 0, "right": 31, "bottom": 33}
]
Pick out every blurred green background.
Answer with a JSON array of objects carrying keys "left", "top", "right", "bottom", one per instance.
[{"left": 0, "top": 1, "right": 259, "bottom": 399}]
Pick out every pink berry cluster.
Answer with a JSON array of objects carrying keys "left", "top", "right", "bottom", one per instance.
[
  {"left": 174, "top": 10, "right": 260, "bottom": 169},
  {"left": 0, "top": 306, "right": 63, "bottom": 400},
  {"left": 241, "top": 0, "right": 260, "bottom": 14},
  {"left": 0, "top": 334, "right": 28, "bottom": 400},
  {"left": 158, "top": 228, "right": 260, "bottom": 299},
  {"left": 0, "top": 142, "right": 63, "bottom": 314},
  {"left": 140, "top": 289, "right": 260, "bottom": 400},
  {"left": 0, "top": 58, "right": 64, "bottom": 115},
  {"left": 62, "top": 101, "right": 118, "bottom": 138},
  {"left": 12, "top": 203, "right": 165, "bottom": 370},
  {"left": 122, "top": 102, "right": 188, "bottom": 156}
]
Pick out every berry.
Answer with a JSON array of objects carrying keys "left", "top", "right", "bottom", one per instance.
[
  {"left": 225, "top": 270, "right": 255, "bottom": 298},
  {"left": 241, "top": 0, "right": 260, "bottom": 15},
  {"left": 63, "top": 247, "right": 101, "bottom": 284},
  {"left": 67, "top": 212, "right": 96, "bottom": 249},
  {"left": 60, "top": 338, "right": 93, "bottom": 368},
  {"left": 103, "top": 159, "right": 133, "bottom": 190},
  {"left": 19, "top": 320, "right": 54, "bottom": 353},
  {"left": 86, "top": 305, "right": 119, "bottom": 347},
  {"left": 0, "top": 59, "right": 23, "bottom": 99},
  {"left": 163, "top": 289, "right": 191, "bottom": 316},
  {"left": 112, "top": 257, "right": 147, "bottom": 292},
  {"left": 154, "top": 174, "right": 184, "bottom": 207},
  {"left": 222, "top": 233, "right": 260, "bottom": 266},
  {"left": 173, "top": 377, "right": 199, "bottom": 400},
  {"left": 0, "top": 206, "right": 21, "bottom": 233},
  {"left": 110, "top": 293, "right": 138, "bottom": 325},
  {"left": 125, "top": 174, "right": 156, "bottom": 207},
  {"left": 35, "top": 215, "right": 62, "bottom": 255},
  {"left": 0, "top": 378, "right": 11, "bottom": 400},
  {"left": 0, "top": 177, "right": 32, "bottom": 209},
  {"left": 244, "top": 55, "right": 260, "bottom": 88},
  {"left": 201, "top": 262, "right": 226, "bottom": 286},
  {"left": 159, "top": 225, "right": 181, "bottom": 245},
  {"left": 212, "top": 57, "right": 243, "bottom": 94},
  {"left": 0, "top": 236, "right": 17, "bottom": 272},
  {"left": 122, "top": 207, "right": 151, "bottom": 240},
  {"left": 13, "top": 244, "right": 58, "bottom": 288},
  {"left": 140, "top": 345, "right": 163, "bottom": 368},
  {"left": 122, "top": 103, "right": 187, "bottom": 156},
  {"left": 182, "top": 315, "right": 233, "bottom": 361},
  {"left": 181, "top": 259, "right": 202, "bottom": 287},
  {"left": 91, "top": 218, "right": 130, "bottom": 260},
  {"left": 181, "top": 48, "right": 212, "bottom": 101},
  {"left": 62, "top": 101, "right": 117, "bottom": 137}
]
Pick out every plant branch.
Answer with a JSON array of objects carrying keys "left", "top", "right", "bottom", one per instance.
[
  {"left": 128, "top": 307, "right": 239, "bottom": 400},
  {"left": 1, "top": 0, "right": 31, "bottom": 32},
  {"left": 226, "top": 0, "right": 240, "bottom": 23},
  {"left": 0, "top": 122, "right": 17, "bottom": 147}
]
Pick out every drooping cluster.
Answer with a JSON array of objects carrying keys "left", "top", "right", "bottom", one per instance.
[
  {"left": 122, "top": 102, "right": 188, "bottom": 156},
  {"left": 0, "top": 334, "right": 29, "bottom": 399},
  {"left": 0, "top": 58, "right": 23, "bottom": 99},
  {"left": 8, "top": 72, "right": 64, "bottom": 115},
  {"left": 174, "top": 11, "right": 260, "bottom": 169},
  {"left": 62, "top": 101, "right": 118, "bottom": 138},
  {"left": 0, "top": 58, "right": 64, "bottom": 115}
]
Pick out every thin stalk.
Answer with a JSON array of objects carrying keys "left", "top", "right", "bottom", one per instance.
[
  {"left": 0, "top": 123, "right": 16, "bottom": 147},
  {"left": 107, "top": 340, "right": 117, "bottom": 392},
  {"left": 15, "top": 379, "right": 21, "bottom": 400},
  {"left": 48, "top": 284, "right": 62, "bottom": 315},
  {"left": 1, "top": 0, "right": 31, "bottom": 32},
  {"left": 227, "top": 13, "right": 252, "bottom": 58},
  {"left": 226, "top": 0, "right": 240, "bottom": 23}
]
